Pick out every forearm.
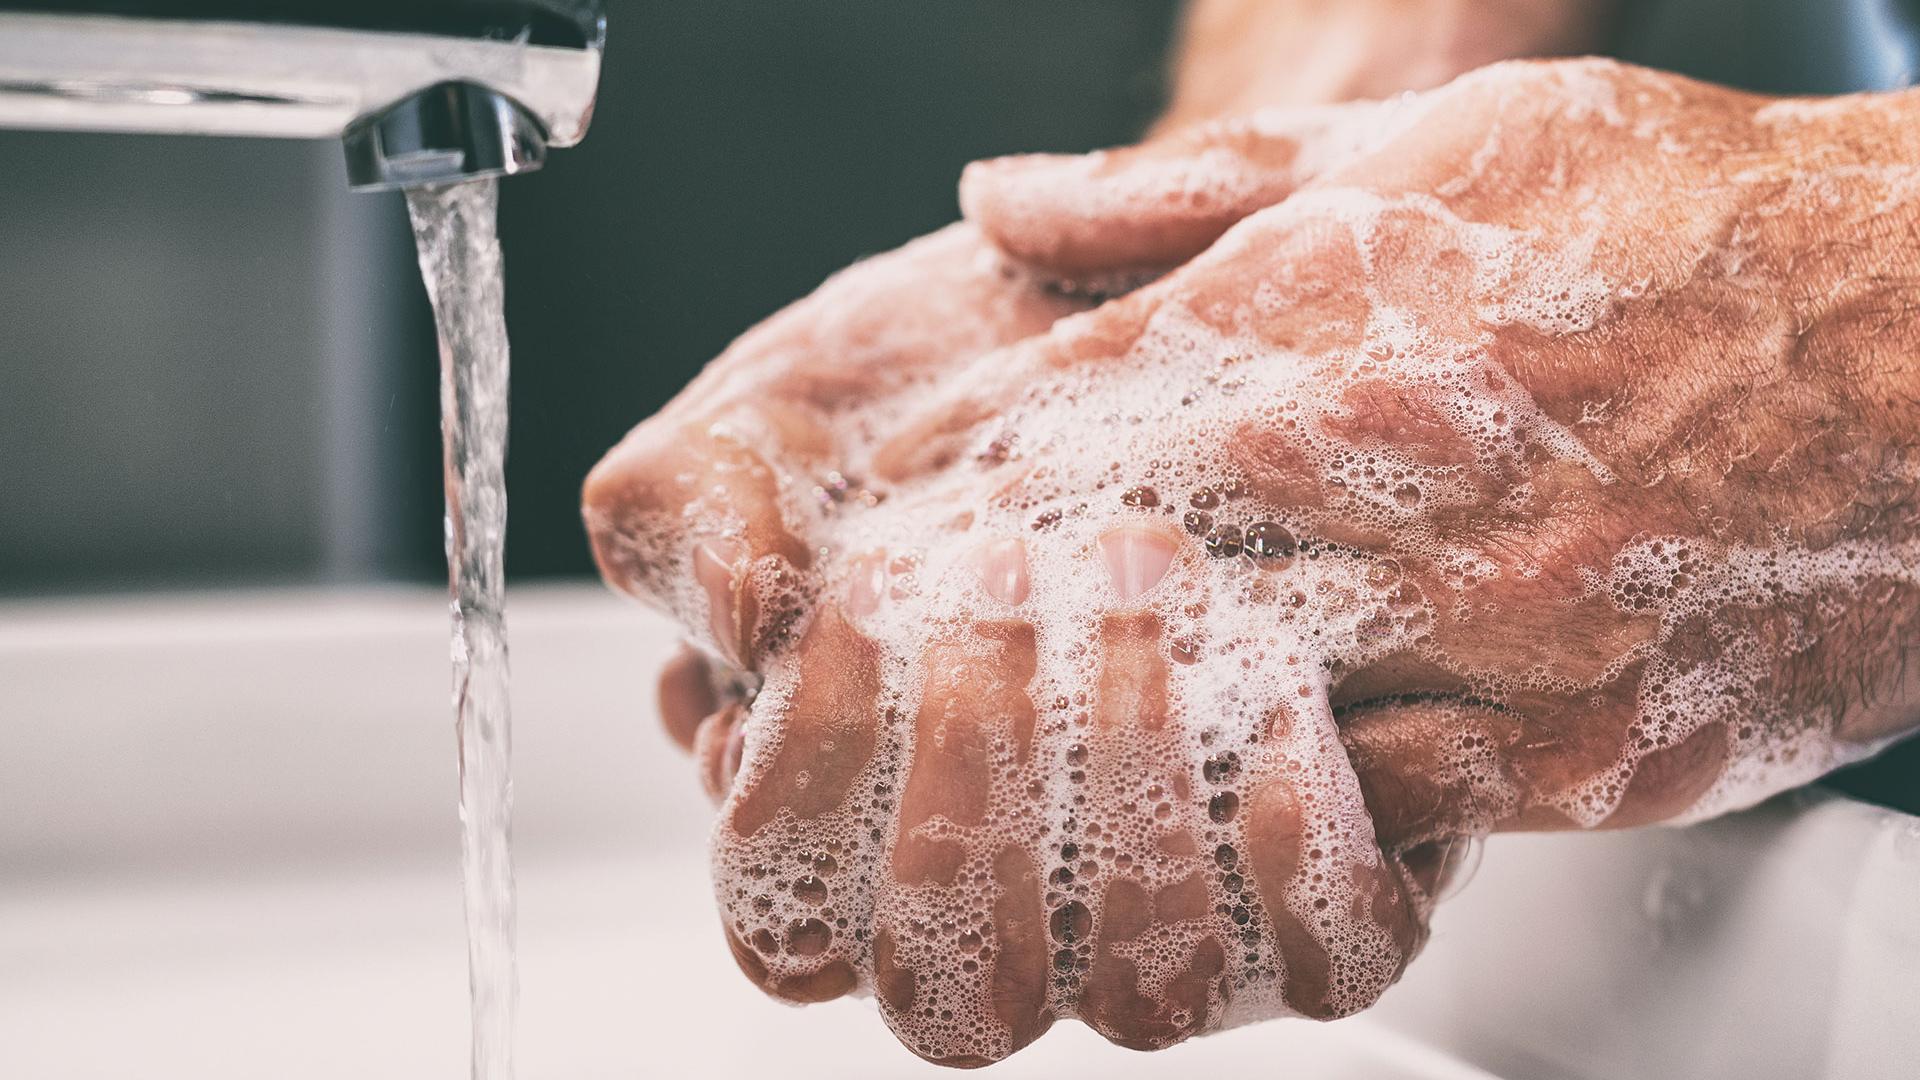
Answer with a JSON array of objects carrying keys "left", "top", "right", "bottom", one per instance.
[{"left": 1157, "top": 0, "right": 1619, "bottom": 127}]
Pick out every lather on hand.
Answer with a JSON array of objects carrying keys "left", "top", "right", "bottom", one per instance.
[{"left": 586, "top": 58, "right": 1920, "bottom": 1066}]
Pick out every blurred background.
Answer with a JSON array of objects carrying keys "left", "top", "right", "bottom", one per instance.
[{"left": 1, "top": 0, "right": 1915, "bottom": 790}]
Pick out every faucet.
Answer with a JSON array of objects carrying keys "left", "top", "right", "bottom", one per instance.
[{"left": 0, "top": 1, "right": 605, "bottom": 190}]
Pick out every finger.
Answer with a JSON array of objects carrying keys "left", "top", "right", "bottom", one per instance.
[
  {"left": 873, "top": 617, "right": 1052, "bottom": 1067},
  {"left": 960, "top": 100, "right": 1393, "bottom": 282},
  {"left": 583, "top": 403, "right": 819, "bottom": 666},
  {"left": 710, "top": 605, "right": 884, "bottom": 1006},
  {"left": 1336, "top": 696, "right": 1544, "bottom": 850},
  {"left": 727, "top": 605, "right": 883, "bottom": 835},
  {"left": 657, "top": 644, "right": 718, "bottom": 753},
  {"left": 1335, "top": 676, "right": 1736, "bottom": 848},
  {"left": 1236, "top": 691, "right": 1425, "bottom": 1021},
  {"left": 1076, "top": 599, "right": 1231, "bottom": 1052}
]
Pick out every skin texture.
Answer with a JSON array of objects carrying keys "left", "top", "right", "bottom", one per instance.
[{"left": 584, "top": 59, "right": 1920, "bottom": 1067}]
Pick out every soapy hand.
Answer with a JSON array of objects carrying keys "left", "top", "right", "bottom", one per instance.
[{"left": 586, "top": 59, "right": 1920, "bottom": 1065}]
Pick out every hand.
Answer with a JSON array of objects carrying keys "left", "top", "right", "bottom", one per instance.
[
  {"left": 587, "top": 59, "right": 1920, "bottom": 1065},
  {"left": 587, "top": 221, "right": 1086, "bottom": 751},
  {"left": 960, "top": 56, "right": 1920, "bottom": 811}
]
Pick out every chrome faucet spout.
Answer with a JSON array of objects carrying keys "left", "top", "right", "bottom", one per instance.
[
  {"left": 0, "top": 2, "right": 604, "bottom": 190},
  {"left": 343, "top": 82, "right": 548, "bottom": 192}
]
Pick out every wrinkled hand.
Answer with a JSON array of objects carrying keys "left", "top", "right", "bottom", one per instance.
[
  {"left": 587, "top": 59, "right": 1920, "bottom": 1066},
  {"left": 590, "top": 219, "right": 1087, "bottom": 696}
]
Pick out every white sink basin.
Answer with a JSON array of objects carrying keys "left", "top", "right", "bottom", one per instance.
[{"left": 4, "top": 586, "right": 1915, "bottom": 1078}]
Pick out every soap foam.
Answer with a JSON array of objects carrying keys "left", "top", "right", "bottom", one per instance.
[{"left": 590, "top": 109, "right": 1918, "bottom": 1062}]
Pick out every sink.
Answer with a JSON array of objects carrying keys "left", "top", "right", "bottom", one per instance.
[{"left": 4, "top": 585, "right": 1915, "bottom": 1077}]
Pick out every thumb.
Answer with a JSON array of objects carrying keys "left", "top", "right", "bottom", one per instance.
[
  {"left": 960, "top": 99, "right": 1396, "bottom": 284},
  {"left": 1338, "top": 688, "right": 1730, "bottom": 851},
  {"left": 1339, "top": 696, "right": 1540, "bottom": 853}
]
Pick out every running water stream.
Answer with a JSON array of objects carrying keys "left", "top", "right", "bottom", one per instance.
[{"left": 406, "top": 178, "right": 518, "bottom": 1080}]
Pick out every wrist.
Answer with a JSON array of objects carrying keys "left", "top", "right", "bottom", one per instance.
[{"left": 1158, "top": 0, "right": 1617, "bottom": 129}]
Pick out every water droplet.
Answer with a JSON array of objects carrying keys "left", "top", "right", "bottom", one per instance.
[
  {"left": 1121, "top": 485, "right": 1159, "bottom": 508},
  {"left": 1204, "top": 525, "right": 1244, "bottom": 559},
  {"left": 1215, "top": 844, "right": 1238, "bottom": 870},
  {"left": 1392, "top": 482, "right": 1421, "bottom": 507},
  {"left": 1190, "top": 488, "right": 1221, "bottom": 510},
  {"left": 1031, "top": 508, "right": 1062, "bottom": 531},
  {"left": 1208, "top": 791, "right": 1240, "bottom": 823},
  {"left": 1203, "top": 752, "right": 1241, "bottom": 784},
  {"left": 1243, "top": 521, "right": 1296, "bottom": 562},
  {"left": 1184, "top": 510, "right": 1214, "bottom": 536},
  {"left": 1367, "top": 559, "right": 1403, "bottom": 589},
  {"left": 978, "top": 433, "right": 1017, "bottom": 465},
  {"left": 793, "top": 875, "right": 829, "bottom": 906}
]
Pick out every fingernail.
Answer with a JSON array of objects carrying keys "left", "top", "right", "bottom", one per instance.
[
  {"left": 969, "top": 538, "right": 1031, "bottom": 605},
  {"left": 1100, "top": 527, "right": 1176, "bottom": 601},
  {"left": 959, "top": 154, "right": 1081, "bottom": 225},
  {"left": 845, "top": 551, "right": 888, "bottom": 616},
  {"left": 695, "top": 538, "right": 750, "bottom": 662},
  {"left": 964, "top": 152, "right": 1078, "bottom": 192}
]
